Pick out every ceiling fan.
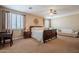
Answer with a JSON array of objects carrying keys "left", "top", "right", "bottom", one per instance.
[
  {"left": 45, "top": 9, "right": 57, "bottom": 19},
  {"left": 49, "top": 9, "right": 57, "bottom": 15}
]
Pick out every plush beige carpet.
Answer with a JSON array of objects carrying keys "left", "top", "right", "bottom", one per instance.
[{"left": 0, "top": 35, "right": 79, "bottom": 53}]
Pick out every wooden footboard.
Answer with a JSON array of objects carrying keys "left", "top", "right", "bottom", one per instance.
[{"left": 43, "top": 29, "right": 57, "bottom": 43}]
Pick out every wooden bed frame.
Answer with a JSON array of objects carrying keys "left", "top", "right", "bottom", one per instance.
[{"left": 30, "top": 26, "right": 57, "bottom": 43}]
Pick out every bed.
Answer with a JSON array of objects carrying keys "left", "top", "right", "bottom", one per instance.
[{"left": 30, "top": 26, "right": 57, "bottom": 43}]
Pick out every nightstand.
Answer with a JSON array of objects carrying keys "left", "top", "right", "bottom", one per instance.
[{"left": 23, "top": 31, "right": 31, "bottom": 39}]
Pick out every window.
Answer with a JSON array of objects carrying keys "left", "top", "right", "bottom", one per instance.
[
  {"left": 5, "top": 12, "right": 24, "bottom": 30},
  {"left": 12, "top": 13, "right": 16, "bottom": 29},
  {"left": 45, "top": 19, "right": 49, "bottom": 28},
  {"left": 17, "top": 14, "right": 21, "bottom": 29},
  {"left": 45, "top": 19, "right": 52, "bottom": 28},
  {"left": 20, "top": 16, "right": 24, "bottom": 29},
  {"left": 5, "top": 12, "right": 11, "bottom": 29}
]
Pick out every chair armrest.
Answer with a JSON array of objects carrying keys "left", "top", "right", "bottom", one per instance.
[{"left": 74, "top": 31, "right": 78, "bottom": 34}]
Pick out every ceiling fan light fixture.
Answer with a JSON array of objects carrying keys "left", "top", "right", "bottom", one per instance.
[
  {"left": 49, "top": 9, "right": 57, "bottom": 15},
  {"left": 49, "top": 12, "right": 53, "bottom": 15}
]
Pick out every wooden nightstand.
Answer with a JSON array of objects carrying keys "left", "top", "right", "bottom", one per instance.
[{"left": 23, "top": 31, "right": 31, "bottom": 39}]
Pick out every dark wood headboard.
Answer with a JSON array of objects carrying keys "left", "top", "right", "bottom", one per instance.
[{"left": 30, "top": 26, "right": 43, "bottom": 32}]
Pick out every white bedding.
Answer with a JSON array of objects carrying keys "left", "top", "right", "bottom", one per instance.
[{"left": 31, "top": 27, "right": 44, "bottom": 43}]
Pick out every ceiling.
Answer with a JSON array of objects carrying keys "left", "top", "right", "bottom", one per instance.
[{"left": 2, "top": 5, "right": 79, "bottom": 18}]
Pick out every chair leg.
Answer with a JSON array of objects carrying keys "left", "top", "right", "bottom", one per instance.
[
  {"left": 0, "top": 41, "right": 3, "bottom": 48},
  {"left": 3, "top": 39, "right": 5, "bottom": 47},
  {"left": 10, "top": 39, "right": 13, "bottom": 46}
]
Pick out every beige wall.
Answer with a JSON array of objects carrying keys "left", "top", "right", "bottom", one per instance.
[
  {"left": 51, "top": 14, "right": 79, "bottom": 31},
  {"left": 25, "top": 14, "right": 44, "bottom": 31}
]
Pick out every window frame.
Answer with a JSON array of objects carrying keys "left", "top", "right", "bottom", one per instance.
[{"left": 5, "top": 12, "right": 24, "bottom": 30}]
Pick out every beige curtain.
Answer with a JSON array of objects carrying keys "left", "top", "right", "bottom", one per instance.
[{"left": 1, "top": 10, "right": 10, "bottom": 31}]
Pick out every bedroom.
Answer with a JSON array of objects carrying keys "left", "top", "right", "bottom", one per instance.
[{"left": 0, "top": 5, "right": 79, "bottom": 52}]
